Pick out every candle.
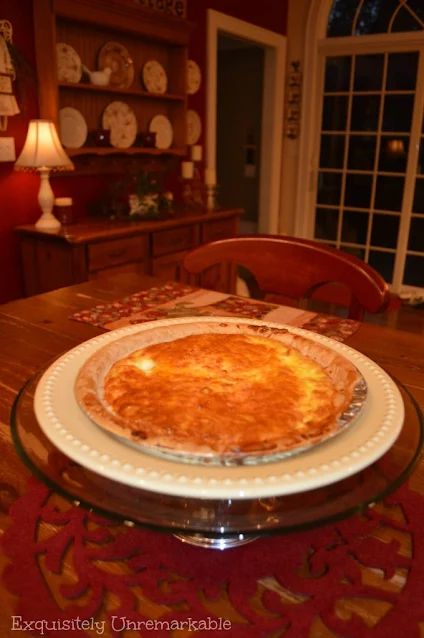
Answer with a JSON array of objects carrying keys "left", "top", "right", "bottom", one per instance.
[
  {"left": 191, "top": 145, "right": 203, "bottom": 161},
  {"left": 181, "top": 161, "right": 194, "bottom": 179},
  {"left": 205, "top": 168, "right": 216, "bottom": 185}
]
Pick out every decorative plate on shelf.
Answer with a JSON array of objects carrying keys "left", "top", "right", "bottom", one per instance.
[
  {"left": 102, "top": 101, "right": 138, "bottom": 149},
  {"left": 187, "top": 60, "right": 201, "bottom": 95},
  {"left": 98, "top": 42, "right": 134, "bottom": 89},
  {"left": 149, "top": 114, "right": 173, "bottom": 150},
  {"left": 142, "top": 60, "right": 168, "bottom": 94},
  {"left": 187, "top": 109, "right": 202, "bottom": 145},
  {"left": 33, "top": 317, "right": 404, "bottom": 500},
  {"left": 56, "top": 43, "right": 82, "bottom": 83},
  {"left": 59, "top": 107, "right": 87, "bottom": 149}
]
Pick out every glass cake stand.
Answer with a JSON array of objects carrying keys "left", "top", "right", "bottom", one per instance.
[{"left": 10, "top": 369, "right": 424, "bottom": 550}]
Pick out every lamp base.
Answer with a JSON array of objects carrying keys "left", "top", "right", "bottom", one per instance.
[{"left": 35, "top": 211, "right": 61, "bottom": 231}]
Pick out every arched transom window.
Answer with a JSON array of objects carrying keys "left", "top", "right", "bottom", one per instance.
[{"left": 308, "top": 0, "right": 424, "bottom": 293}]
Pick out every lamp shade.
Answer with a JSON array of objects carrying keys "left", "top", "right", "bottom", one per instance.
[{"left": 15, "top": 120, "right": 74, "bottom": 171}]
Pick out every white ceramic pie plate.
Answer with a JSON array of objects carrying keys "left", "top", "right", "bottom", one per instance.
[{"left": 34, "top": 317, "right": 404, "bottom": 500}]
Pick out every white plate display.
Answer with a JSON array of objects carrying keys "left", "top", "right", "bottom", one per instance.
[
  {"left": 187, "top": 60, "right": 201, "bottom": 95},
  {"left": 56, "top": 43, "right": 82, "bottom": 83},
  {"left": 187, "top": 109, "right": 202, "bottom": 145},
  {"left": 34, "top": 317, "right": 404, "bottom": 500},
  {"left": 59, "top": 107, "right": 87, "bottom": 149},
  {"left": 149, "top": 114, "right": 173, "bottom": 149},
  {"left": 102, "top": 101, "right": 138, "bottom": 149},
  {"left": 142, "top": 60, "right": 168, "bottom": 94}
]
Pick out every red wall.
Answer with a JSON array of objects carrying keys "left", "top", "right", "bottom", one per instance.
[{"left": 0, "top": 0, "right": 287, "bottom": 303}]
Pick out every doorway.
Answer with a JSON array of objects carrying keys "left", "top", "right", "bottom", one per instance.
[
  {"left": 207, "top": 10, "right": 286, "bottom": 235},
  {"left": 217, "top": 35, "right": 264, "bottom": 235}
]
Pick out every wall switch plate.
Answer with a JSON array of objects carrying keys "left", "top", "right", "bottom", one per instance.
[{"left": 0, "top": 137, "right": 16, "bottom": 162}]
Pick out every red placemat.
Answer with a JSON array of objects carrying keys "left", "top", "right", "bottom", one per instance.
[{"left": 70, "top": 281, "right": 361, "bottom": 342}]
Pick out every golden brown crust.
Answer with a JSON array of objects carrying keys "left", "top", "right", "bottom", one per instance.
[{"left": 75, "top": 322, "right": 363, "bottom": 458}]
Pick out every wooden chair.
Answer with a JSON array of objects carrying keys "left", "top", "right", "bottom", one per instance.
[{"left": 183, "top": 235, "right": 391, "bottom": 321}]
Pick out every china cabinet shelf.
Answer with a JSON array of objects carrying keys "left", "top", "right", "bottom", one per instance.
[
  {"left": 67, "top": 147, "right": 185, "bottom": 157},
  {"left": 59, "top": 82, "right": 186, "bottom": 102}
]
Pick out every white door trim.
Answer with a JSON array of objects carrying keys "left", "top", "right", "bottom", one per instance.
[{"left": 206, "top": 9, "right": 287, "bottom": 234}]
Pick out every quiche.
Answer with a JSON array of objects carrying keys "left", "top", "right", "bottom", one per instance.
[{"left": 75, "top": 321, "right": 365, "bottom": 464}]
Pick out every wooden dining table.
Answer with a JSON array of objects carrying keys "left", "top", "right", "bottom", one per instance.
[{"left": 1, "top": 272, "right": 424, "bottom": 638}]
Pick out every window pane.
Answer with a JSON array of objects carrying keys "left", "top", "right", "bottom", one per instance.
[
  {"left": 320, "top": 135, "right": 345, "bottom": 169},
  {"left": 344, "top": 173, "right": 373, "bottom": 208},
  {"left": 317, "top": 172, "right": 342, "bottom": 205},
  {"left": 356, "top": 0, "right": 399, "bottom": 35},
  {"left": 368, "top": 250, "right": 395, "bottom": 283},
  {"left": 413, "top": 179, "right": 424, "bottom": 214},
  {"left": 386, "top": 52, "right": 418, "bottom": 91},
  {"left": 371, "top": 214, "right": 400, "bottom": 249},
  {"left": 408, "top": 0, "right": 424, "bottom": 24},
  {"left": 354, "top": 54, "right": 384, "bottom": 91},
  {"left": 379, "top": 137, "right": 409, "bottom": 173},
  {"left": 382, "top": 95, "right": 414, "bottom": 132},
  {"left": 391, "top": 7, "right": 423, "bottom": 33},
  {"left": 325, "top": 57, "right": 351, "bottom": 92},
  {"left": 403, "top": 255, "right": 424, "bottom": 287},
  {"left": 408, "top": 218, "right": 424, "bottom": 252},
  {"left": 341, "top": 211, "right": 369, "bottom": 244},
  {"left": 348, "top": 135, "right": 376, "bottom": 170},
  {"left": 375, "top": 176, "right": 405, "bottom": 211},
  {"left": 322, "top": 96, "right": 349, "bottom": 131},
  {"left": 417, "top": 140, "right": 424, "bottom": 175},
  {"left": 351, "top": 95, "right": 380, "bottom": 132},
  {"left": 341, "top": 245, "right": 365, "bottom": 260},
  {"left": 327, "top": 0, "right": 360, "bottom": 38},
  {"left": 315, "top": 208, "right": 339, "bottom": 241}
]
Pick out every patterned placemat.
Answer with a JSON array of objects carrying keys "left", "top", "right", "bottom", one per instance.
[{"left": 70, "top": 281, "right": 361, "bottom": 341}]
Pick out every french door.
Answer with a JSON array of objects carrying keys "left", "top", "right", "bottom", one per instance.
[{"left": 310, "top": 39, "right": 424, "bottom": 293}]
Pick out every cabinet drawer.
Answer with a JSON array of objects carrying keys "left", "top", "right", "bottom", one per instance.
[
  {"left": 201, "top": 218, "right": 236, "bottom": 243},
  {"left": 151, "top": 250, "right": 188, "bottom": 282},
  {"left": 152, "top": 226, "right": 198, "bottom": 257},
  {"left": 88, "top": 237, "right": 144, "bottom": 272}
]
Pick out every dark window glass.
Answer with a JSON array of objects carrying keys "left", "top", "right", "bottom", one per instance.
[
  {"left": 317, "top": 172, "right": 342, "bottom": 206},
  {"left": 356, "top": 0, "right": 400, "bottom": 35},
  {"left": 403, "top": 255, "right": 424, "bottom": 287},
  {"left": 379, "top": 137, "right": 409, "bottom": 173},
  {"left": 382, "top": 95, "right": 414, "bottom": 132},
  {"left": 351, "top": 95, "right": 380, "bottom": 131},
  {"left": 341, "top": 211, "right": 369, "bottom": 244},
  {"left": 354, "top": 54, "right": 384, "bottom": 91},
  {"left": 320, "top": 135, "right": 346, "bottom": 168},
  {"left": 408, "top": 0, "right": 424, "bottom": 23},
  {"left": 413, "top": 179, "right": 424, "bottom": 214},
  {"left": 315, "top": 208, "right": 339, "bottom": 241},
  {"left": 322, "top": 96, "right": 349, "bottom": 131},
  {"left": 408, "top": 218, "right": 424, "bottom": 252},
  {"left": 327, "top": 0, "right": 361, "bottom": 37},
  {"left": 386, "top": 52, "right": 418, "bottom": 91},
  {"left": 417, "top": 140, "right": 424, "bottom": 175},
  {"left": 391, "top": 7, "right": 422, "bottom": 33},
  {"left": 341, "top": 245, "right": 366, "bottom": 260},
  {"left": 375, "top": 176, "right": 405, "bottom": 211},
  {"left": 371, "top": 214, "right": 400, "bottom": 249},
  {"left": 368, "top": 250, "right": 395, "bottom": 283},
  {"left": 325, "top": 57, "right": 351, "bottom": 92},
  {"left": 344, "top": 173, "right": 373, "bottom": 208},
  {"left": 348, "top": 135, "right": 376, "bottom": 171}
]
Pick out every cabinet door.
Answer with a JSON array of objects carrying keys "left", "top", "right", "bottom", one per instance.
[{"left": 151, "top": 250, "right": 189, "bottom": 282}]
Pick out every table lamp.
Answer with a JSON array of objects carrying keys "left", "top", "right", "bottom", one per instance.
[{"left": 14, "top": 120, "right": 74, "bottom": 230}]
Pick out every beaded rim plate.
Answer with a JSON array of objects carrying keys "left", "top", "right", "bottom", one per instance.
[
  {"left": 149, "top": 114, "right": 173, "bottom": 149},
  {"left": 187, "top": 110, "right": 202, "bottom": 145},
  {"left": 33, "top": 317, "right": 404, "bottom": 500},
  {"left": 142, "top": 60, "right": 168, "bottom": 94},
  {"left": 187, "top": 60, "right": 201, "bottom": 95},
  {"left": 59, "top": 107, "right": 87, "bottom": 149},
  {"left": 56, "top": 43, "right": 82, "bottom": 83}
]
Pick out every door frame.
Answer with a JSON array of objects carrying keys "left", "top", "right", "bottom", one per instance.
[{"left": 206, "top": 9, "right": 286, "bottom": 234}]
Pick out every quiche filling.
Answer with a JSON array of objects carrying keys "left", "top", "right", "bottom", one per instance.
[{"left": 102, "top": 333, "right": 340, "bottom": 454}]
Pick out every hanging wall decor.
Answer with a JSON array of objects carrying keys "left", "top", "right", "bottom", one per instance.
[
  {"left": 136, "top": 0, "right": 186, "bottom": 19},
  {"left": 0, "top": 20, "right": 19, "bottom": 131},
  {"left": 285, "top": 61, "right": 302, "bottom": 140}
]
